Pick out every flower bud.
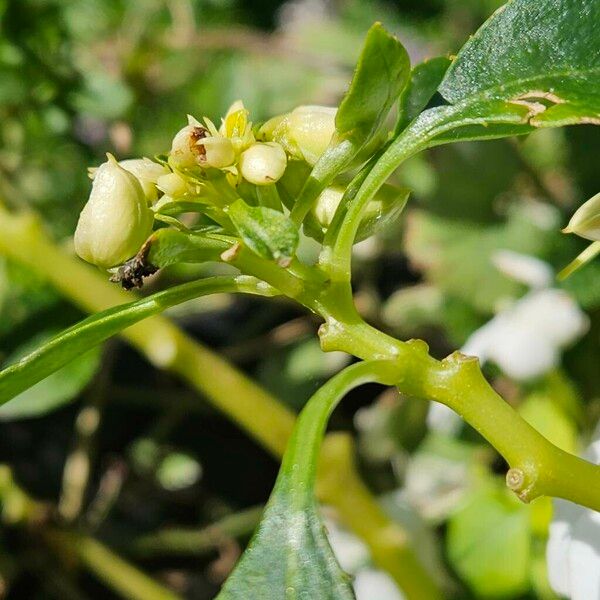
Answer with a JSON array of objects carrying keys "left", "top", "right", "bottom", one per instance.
[
  {"left": 312, "top": 185, "right": 344, "bottom": 228},
  {"left": 239, "top": 142, "right": 287, "bottom": 186},
  {"left": 119, "top": 158, "right": 169, "bottom": 203},
  {"left": 169, "top": 115, "right": 208, "bottom": 169},
  {"left": 156, "top": 171, "right": 189, "bottom": 198},
  {"left": 261, "top": 105, "right": 336, "bottom": 165},
  {"left": 563, "top": 192, "right": 600, "bottom": 241},
  {"left": 75, "top": 154, "right": 154, "bottom": 268},
  {"left": 201, "top": 136, "right": 235, "bottom": 169}
]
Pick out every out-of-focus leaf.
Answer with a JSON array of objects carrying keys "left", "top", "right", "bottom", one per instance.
[
  {"left": 0, "top": 331, "right": 100, "bottom": 420},
  {"left": 0, "top": 258, "right": 59, "bottom": 339},
  {"left": 447, "top": 487, "right": 531, "bottom": 598},
  {"left": 227, "top": 199, "right": 299, "bottom": 266},
  {"left": 404, "top": 206, "right": 557, "bottom": 313}
]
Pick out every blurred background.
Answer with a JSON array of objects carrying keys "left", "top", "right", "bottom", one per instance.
[{"left": 0, "top": 0, "right": 599, "bottom": 598}]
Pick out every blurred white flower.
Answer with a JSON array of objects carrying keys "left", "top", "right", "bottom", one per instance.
[
  {"left": 324, "top": 515, "right": 405, "bottom": 599},
  {"left": 491, "top": 249, "right": 553, "bottom": 289},
  {"left": 462, "top": 288, "right": 588, "bottom": 380},
  {"left": 354, "top": 568, "right": 405, "bottom": 600},
  {"left": 547, "top": 423, "right": 600, "bottom": 600}
]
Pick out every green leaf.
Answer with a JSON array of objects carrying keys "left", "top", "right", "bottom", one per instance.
[
  {"left": 0, "top": 276, "right": 276, "bottom": 406},
  {"left": 336, "top": 22, "right": 411, "bottom": 143},
  {"left": 438, "top": 0, "right": 600, "bottom": 133},
  {"left": 289, "top": 23, "right": 410, "bottom": 223},
  {"left": 447, "top": 487, "right": 531, "bottom": 598},
  {"left": 227, "top": 199, "right": 299, "bottom": 267},
  {"left": 217, "top": 361, "right": 398, "bottom": 600},
  {"left": 0, "top": 332, "right": 101, "bottom": 420},
  {"left": 395, "top": 56, "right": 451, "bottom": 135},
  {"left": 146, "top": 229, "right": 228, "bottom": 269}
]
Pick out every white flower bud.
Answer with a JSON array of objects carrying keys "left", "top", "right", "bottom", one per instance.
[
  {"left": 169, "top": 115, "right": 207, "bottom": 169},
  {"left": 563, "top": 192, "right": 600, "bottom": 241},
  {"left": 261, "top": 105, "right": 336, "bottom": 166},
  {"left": 119, "top": 158, "right": 168, "bottom": 203},
  {"left": 312, "top": 185, "right": 344, "bottom": 228},
  {"left": 239, "top": 142, "right": 287, "bottom": 186},
  {"left": 201, "top": 136, "right": 235, "bottom": 169},
  {"left": 288, "top": 105, "right": 336, "bottom": 165},
  {"left": 74, "top": 154, "right": 154, "bottom": 268},
  {"left": 156, "top": 171, "right": 188, "bottom": 198}
]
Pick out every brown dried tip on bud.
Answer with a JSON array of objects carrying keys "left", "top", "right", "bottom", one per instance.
[{"left": 169, "top": 116, "right": 209, "bottom": 169}]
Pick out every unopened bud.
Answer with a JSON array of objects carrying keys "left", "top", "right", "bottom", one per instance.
[
  {"left": 119, "top": 158, "right": 168, "bottom": 202},
  {"left": 312, "top": 186, "right": 344, "bottom": 228},
  {"left": 239, "top": 142, "right": 287, "bottom": 186},
  {"left": 170, "top": 115, "right": 208, "bottom": 169},
  {"left": 75, "top": 154, "right": 154, "bottom": 268},
  {"left": 261, "top": 105, "right": 336, "bottom": 165},
  {"left": 202, "top": 136, "right": 235, "bottom": 169},
  {"left": 157, "top": 171, "right": 189, "bottom": 198},
  {"left": 563, "top": 192, "right": 600, "bottom": 241}
]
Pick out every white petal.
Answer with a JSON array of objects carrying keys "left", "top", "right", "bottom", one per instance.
[
  {"left": 426, "top": 402, "right": 462, "bottom": 435},
  {"left": 353, "top": 568, "right": 405, "bottom": 600},
  {"left": 323, "top": 517, "right": 370, "bottom": 575},
  {"left": 492, "top": 250, "right": 553, "bottom": 289},
  {"left": 569, "top": 509, "right": 600, "bottom": 600},
  {"left": 547, "top": 499, "right": 585, "bottom": 597}
]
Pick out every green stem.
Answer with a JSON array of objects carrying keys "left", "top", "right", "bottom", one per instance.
[
  {"left": 319, "top": 309, "right": 600, "bottom": 511},
  {"left": 290, "top": 139, "right": 358, "bottom": 225},
  {"left": 47, "top": 531, "right": 180, "bottom": 600},
  {"left": 132, "top": 505, "right": 264, "bottom": 558},
  {"left": 256, "top": 184, "right": 283, "bottom": 211}
]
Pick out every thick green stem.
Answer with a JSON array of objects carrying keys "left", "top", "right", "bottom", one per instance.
[{"left": 319, "top": 307, "right": 600, "bottom": 511}]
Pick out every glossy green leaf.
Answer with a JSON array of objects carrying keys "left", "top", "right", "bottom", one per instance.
[
  {"left": 146, "top": 229, "right": 228, "bottom": 269},
  {"left": 217, "top": 361, "right": 398, "bottom": 600},
  {"left": 447, "top": 487, "right": 531, "bottom": 598},
  {"left": 227, "top": 199, "right": 299, "bottom": 267},
  {"left": 0, "top": 276, "right": 276, "bottom": 406},
  {"left": 435, "top": 0, "right": 600, "bottom": 141},
  {"left": 0, "top": 332, "right": 100, "bottom": 420},
  {"left": 336, "top": 23, "right": 410, "bottom": 143},
  {"left": 395, "top": 56, "right": 451, "bottom": 135}
]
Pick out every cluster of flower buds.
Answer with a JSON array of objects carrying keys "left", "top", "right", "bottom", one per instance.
[{"left": 74, "top": 102, "right": 338, "bottom": 269}]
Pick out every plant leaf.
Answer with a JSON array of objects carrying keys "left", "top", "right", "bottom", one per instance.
[
  {"left": 447, "top": 487, "right": 531, "bottom": 598},
  {"left": 290, "top": 23, "right": 410, "bottom": 223},
  {"left": 0, "top": 332, "right": 101, "bottom": 420},
  {"left": 0, "top": 276, "right": 276, "bottom": 406},
  {"left": 395, "top": 56, "right": 451, "bottom": 135},
  {"left": 227, "top": 199, "right": 299, "bottom": 267},
  {"left": 146, "top": 229, "right": 228, "bottom": 268},
  {"left": 336, "top": 22, "right": 411, "bottom": 143},
  {"left": 438, "top": 0, "right": 600, "bottom": 131},
  {"left": 217, "top": 361, "right": 398, "bottom": 600}
]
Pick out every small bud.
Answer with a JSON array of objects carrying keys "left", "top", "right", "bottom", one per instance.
[
  {"left": 169, "top": 115, "right": 208, "bottom": 169},
  {"left": 261, "top": 105, "right": 336, "bottom": 165},
  {"left": 312, "top": 186, "right": 344, "bottom": 228},
  {"left": 157, "top": 171, "right": 189, "bottom": 198},
  {"left": 119, "top": 158, "right": 169, "bottom": 202},
  {"left": 239, "top": 142, "right": 287, "bottom": 186},
  {"left": 563, "top": 192, "right": 600, "bottom": 241},
  {"left": 202, "top": 136, "right": 235, "bottom": 169},
  {"left": 75, "top": 154, "right": 154, "bottom": 268}
]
